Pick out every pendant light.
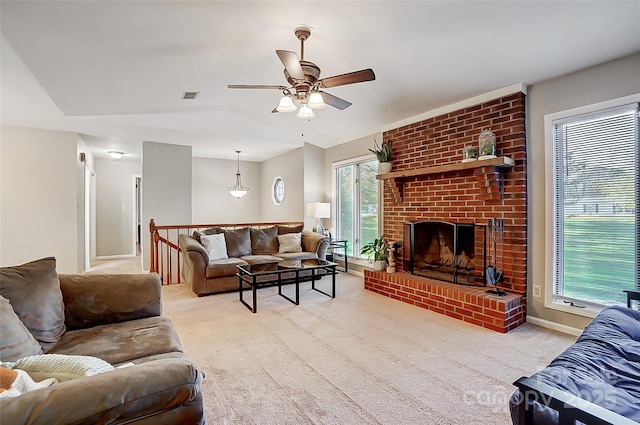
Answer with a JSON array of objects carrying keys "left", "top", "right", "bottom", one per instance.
[{"left": 228, "top": 150, "right": 249, "bottom": 198}]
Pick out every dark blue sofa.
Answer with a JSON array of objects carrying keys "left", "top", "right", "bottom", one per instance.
[{"left": 510, "top": 303, "right": 640, "bottom": 425}]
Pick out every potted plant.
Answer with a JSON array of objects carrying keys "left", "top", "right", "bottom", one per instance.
[
  {"left": 369, "top": 138, "right": 393, "bottom": 173},
  {"left": 361, "top": 235, "right": 402, "bottom": 271}
]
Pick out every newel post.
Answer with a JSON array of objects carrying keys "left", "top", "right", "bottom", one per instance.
[{"left": 149, "top": 219, "right": 157, "bottom": 273}]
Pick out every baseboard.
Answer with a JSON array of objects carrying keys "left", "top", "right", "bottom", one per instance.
[
  {"left": 95, "top": 254, "right": 137, "bottom": 260},
  {"left": 526, "top": 315, "right": 583, "bottom": 336}
]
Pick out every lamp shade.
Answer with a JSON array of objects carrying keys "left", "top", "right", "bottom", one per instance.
[{"left": 306, "top": 202, "right": 330, "bottom": 218}]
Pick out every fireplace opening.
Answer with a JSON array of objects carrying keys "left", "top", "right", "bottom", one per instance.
[{"left": 403, "top": 221, "right": 486, "bottom": 286}]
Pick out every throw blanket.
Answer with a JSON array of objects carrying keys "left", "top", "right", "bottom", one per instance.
[{"left": 0, "top": 367, "right": 57, "bottom": 398}]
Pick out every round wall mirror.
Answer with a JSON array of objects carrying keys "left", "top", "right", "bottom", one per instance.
[{"left": 271, "top": 176, "right": 285, "bottom": 205}]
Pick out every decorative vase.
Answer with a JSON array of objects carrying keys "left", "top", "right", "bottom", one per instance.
[
  {"left": 478, "top": 129, "right": 497, "bottom": 160},
  {"left": 378, "top": 162, "right": 392, "bottom": 174}
]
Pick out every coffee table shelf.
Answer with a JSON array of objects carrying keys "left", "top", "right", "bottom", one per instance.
[{"left": 236, "top": 259, "right": 337, "bottom": 313}]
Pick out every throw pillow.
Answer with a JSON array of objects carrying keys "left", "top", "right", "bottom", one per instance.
[
  {"left": 0, "top": 257, "right": 65, "bottom": 352},
  {"left": 278, "top": 233, "right": 303, "bottom": 254},
  {"left": 4, "top": 354, "right": 114, "bottom": 382},
  {"left": 277, "top": 224, "right": 304, "bottom": 235},
  {"left": 200, "top": 234, "right": 229, "bottom": 261},
  {"left": 192, "top": 230, "right": 206, "bottom": 243},
  {"left": 0, "top": 296, "right": 43, "bottom": 362},
  {"left": 222, "top": 228, "right": 252, "bottom": 257},
  {"left": 250, "top": 227, "right": 279, "bottom": 255}
]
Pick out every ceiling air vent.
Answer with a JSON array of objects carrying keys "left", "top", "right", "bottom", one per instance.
[{"left": 182, "top": 91, "right": 199, "bottom": 100}]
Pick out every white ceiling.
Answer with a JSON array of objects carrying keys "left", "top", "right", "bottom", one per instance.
[{"left": 2, "top": 1, "right": 639, "bottom": 162}]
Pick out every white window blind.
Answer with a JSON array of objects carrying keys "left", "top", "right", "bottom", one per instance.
[{"left": 553, "top": 103, "right": 639, "bottom": 307}]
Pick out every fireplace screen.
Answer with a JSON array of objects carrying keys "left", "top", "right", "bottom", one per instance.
[{"left": 403, "top": 221, "right": 486, "bottom": 286}]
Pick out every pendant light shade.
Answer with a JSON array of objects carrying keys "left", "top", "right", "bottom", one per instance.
[{"left": 228, "top": 150, "right": 249, "bottom": 198}]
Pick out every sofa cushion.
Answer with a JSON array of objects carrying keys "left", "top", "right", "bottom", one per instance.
[
  {"left": 277, "top": 224, "right": 304, "bottom": 235},
  {"left": 200, "top": 233, "right": 229, "bottom": 261},
  {"left": 0, "top": 257, "right": 66, "bottom": 352},
  {"left": 274, "top": 252, "right": 319, "bottom": 261},
  {"left": 250, "top": 227, "right": 279, "bottom": 254},
  {"left": 0, "top": 295, "right": 43, "bottom": 362},
  {"left": 49, "top": 316, "right": 183, "bottom": 366},
  {"left": 6, "top": 354, "right": 114, "bottom": 382},
  {"left": 205, "top": 257, "right": 248, "bottom": 279},
  {"left": 278, "top": 233, "right": 303, "bottom": 253},
  {"left": 241, "top": 255, "right": 284, "bottom": 265}
]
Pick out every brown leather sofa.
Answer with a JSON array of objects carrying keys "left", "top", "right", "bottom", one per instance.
[
  {"left": 0, "top": 257, "right": 204, "bottom": 425},
  {"left": 179, "top": 224, "right": 329, "bottom": 296}
]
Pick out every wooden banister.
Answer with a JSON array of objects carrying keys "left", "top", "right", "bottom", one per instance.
[{"left": 149, "top": 219, "right": 304, "bottom": 285}]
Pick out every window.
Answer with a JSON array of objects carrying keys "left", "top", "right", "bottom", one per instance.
[
  {"left": 547, "top": 99, "right": 639, "bottom": 313},
  {"left": 271, "top": 176, "right": 284, "bottom": 205},
  {"left": 333, "top": 156, "right": 379, "bottom": 258}
]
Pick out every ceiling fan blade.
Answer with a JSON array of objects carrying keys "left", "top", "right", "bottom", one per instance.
[
  {"left": 276, "top": 50, "right": 305, "bottom": 80},
  {"left": 319, "top": 91, "right": 352, "bottom": 110},
  {"left": 319, "top": 69, "right": 376, "bottom": 88},
  {"left": 227, "top": 85, "right": 288, "bottom": 90}
]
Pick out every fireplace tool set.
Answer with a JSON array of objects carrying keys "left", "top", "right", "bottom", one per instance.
[{"left": 486, "top": 218, "right": 507, "bottom": 296}]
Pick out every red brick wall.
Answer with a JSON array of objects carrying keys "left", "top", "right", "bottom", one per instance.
[{"left": 381, "top": 92, "right": 527, "bottom": 295}]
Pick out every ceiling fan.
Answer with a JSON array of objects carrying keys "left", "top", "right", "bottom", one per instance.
[{"left": 227, "top": 26, "right": 375, "bottom": 119}]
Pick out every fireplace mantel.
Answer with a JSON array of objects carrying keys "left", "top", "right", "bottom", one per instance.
[{"left": 376, "top": 156, "right": 514, "bottom": 202}]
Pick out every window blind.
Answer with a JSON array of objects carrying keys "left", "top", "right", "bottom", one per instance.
[{"left": 553, "top": 103, "right": 639, "bottom": 306}]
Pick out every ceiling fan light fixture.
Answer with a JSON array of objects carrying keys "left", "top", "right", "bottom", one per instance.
[
  {"left": 297, "top": 104, "right": 315, "bottom": 120},
  {"left": 307, "top": 92, "right": 326, "bottom": 109},
  {"left": 276, "top": 95, "right": 296, "bottom": 113}
]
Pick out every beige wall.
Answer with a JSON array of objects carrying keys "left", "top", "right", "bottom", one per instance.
[
  {"left": 302, "top": 143, "right": 326, "bottom": 231},
  {"left": 141, "top": 141, "right": 192, "bottom": 270},
  {"left": 95, "top": 158, "right": 141, "bottom": 257},
  {"left": 0, "top": 126, "right": 81, "bottom": 272},
  {"left": 192, "top": 156, "right": 261, "bottom": 224},
  {"left": 527, "top": 52, "right": 640, "bottom": 330},
  {"left": 261, "top": 147, "right": 304, "bottom": 223}
]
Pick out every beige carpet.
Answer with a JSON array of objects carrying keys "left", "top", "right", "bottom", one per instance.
[{"left": 161, "top": 273, "right": 576, "bottom": 425}]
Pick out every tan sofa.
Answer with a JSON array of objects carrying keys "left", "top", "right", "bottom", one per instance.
[
  {"left": 0, "top": 257, "right": 204, "bottom": 425},
  {"left": 179, "top": 224, "right": 329, "bottom": 296}
]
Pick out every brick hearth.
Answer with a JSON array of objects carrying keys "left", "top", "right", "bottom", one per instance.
[
  {"left": 366, "top": 91, "right": 527, "bottom": 332},
  {"left": 365, "top": 270, "right": 525, "bottom": 333}
]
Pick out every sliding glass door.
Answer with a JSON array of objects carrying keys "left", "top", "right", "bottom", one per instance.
[{"left": 334, "top": 156, "right": 379, "bottom": 258}]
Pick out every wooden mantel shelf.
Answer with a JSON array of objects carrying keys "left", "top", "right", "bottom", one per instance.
[
  {"left": 376, "top": 156, "right": 515, "bottom": 180},
  {"left": 377, "top": 156, "right": 515, "bottom": 203}
]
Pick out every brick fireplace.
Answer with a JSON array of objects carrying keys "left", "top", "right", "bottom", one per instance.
[{"left": 363, "top": 92, "right": 527, "bottom": 332}]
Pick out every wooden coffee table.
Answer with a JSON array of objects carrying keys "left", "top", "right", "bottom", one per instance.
[{"left": 236, "top": 259, "right": 337, "bottom": 313}]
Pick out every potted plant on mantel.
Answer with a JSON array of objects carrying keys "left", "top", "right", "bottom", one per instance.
[
  {"left": 369, "top": 138, "right": 393, "bottom": 173},
  {"left": 361, "top": 235, "right": 402, "bottom": 272}
]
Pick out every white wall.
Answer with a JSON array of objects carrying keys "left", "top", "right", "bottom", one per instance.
[
  {"left": 141, "top": 142, "right": 192, "bottom": 270},
  {"left": 260, "top": 147, "right": 304, "bottom": 223},
  {"left": 527, "top": 52, "right": 640, "bottom": 329},
  {"left": 95, "top": 158, "right": 141, "bottom": 256},
  {"left": 192, "top": 156, "right": 261, "bottom": 224},
  {"left": 0, "top": 126, "right": 80, "bottom": 272}
]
